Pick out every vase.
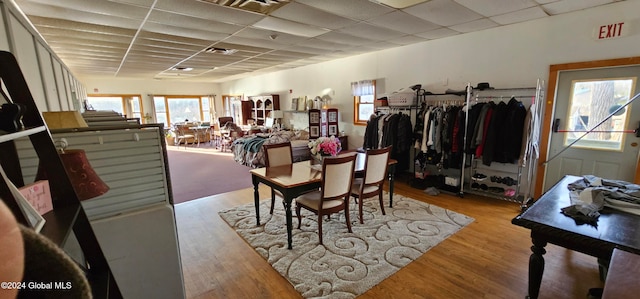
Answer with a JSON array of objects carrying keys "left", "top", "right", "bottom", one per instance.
[{"left": 313, "top": 154, "right": 331, "bottom": 165}]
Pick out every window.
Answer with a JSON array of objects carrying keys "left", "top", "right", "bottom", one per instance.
[
  {"left": 564, "top": 77, "right": 635, "bottom": 151},
  {"left": 352, "top": 80, "right": 376, "bottom": 126},
  {"left": 87, "top": 95, "right": 145, "bottom": 122},
  {"left": 153, "top": 95, "right": 213, "bottom": 127}
]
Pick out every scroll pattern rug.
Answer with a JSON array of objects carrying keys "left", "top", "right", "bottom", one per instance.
[{"left": 219, "top": 192, "right": 474, "bottom": 299}]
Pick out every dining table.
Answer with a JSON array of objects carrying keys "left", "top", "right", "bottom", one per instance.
[{"left": 250, "top": 152, "right": 397, "bottom": 249}]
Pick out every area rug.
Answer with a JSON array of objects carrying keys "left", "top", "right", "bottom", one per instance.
[
  {"left": 166, "top": 146, "right": 253, "bottom": 203},
  {"left": 219, "top": 192, "right": 474, "bottom": 299}
]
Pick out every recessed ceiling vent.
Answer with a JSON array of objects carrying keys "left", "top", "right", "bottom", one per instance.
[
  {"left": 197, "top": 0, "right": 290, "bottom": 14},
  {"left": 205, "top": 47, "right": 238, "bottom": 55}
]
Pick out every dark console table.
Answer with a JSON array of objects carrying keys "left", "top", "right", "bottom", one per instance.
[{"left": 512, "top": 175, "right": 640, "bottom": 299}]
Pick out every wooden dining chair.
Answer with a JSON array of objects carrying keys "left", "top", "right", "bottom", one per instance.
[
  {"left": 263, "top": 142, "right": 293, "bottom": 214},
  {"left": 295, "top": 153, "right": 357, "bottom": 245},
  {"left": 351, "top": 146, "right": 392, "bottom": 224}
]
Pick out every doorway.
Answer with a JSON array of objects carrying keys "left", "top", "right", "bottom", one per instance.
[{"left": 536, "top": 58, "right": 640, "bottom": 196}]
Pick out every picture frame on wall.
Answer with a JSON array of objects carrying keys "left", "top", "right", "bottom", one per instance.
[
  {"left": 290, "top": 97, "right": 298, "bottom": 111},
  {"left": 310, "top": 126, "right": 320, "bottom": 138},
  {"left": 329, "top": 125, "right": 337, "bottom": 136}
]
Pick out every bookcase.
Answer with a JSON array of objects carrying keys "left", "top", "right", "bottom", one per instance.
[
  {"left": 0, "top": 51, "right": 122, "bottom": 298},
  {"left": 247, "top": 95, "right": 280, "bottom": 125}
]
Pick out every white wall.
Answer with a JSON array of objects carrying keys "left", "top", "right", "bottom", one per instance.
[{"left": 81, "top": 1, "right": 639, "bottom": 148}]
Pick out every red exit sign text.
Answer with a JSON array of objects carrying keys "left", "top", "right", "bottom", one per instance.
[{"left": 597, "top": 22, "right": 625, "bottom": 40}]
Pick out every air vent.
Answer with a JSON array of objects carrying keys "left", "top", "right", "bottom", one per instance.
[
  {"left": 205, "top": 47, "right": 238, "bottom": 55},
  {"left": 197, "top": 0, "right": 290, "bottom": 14}
]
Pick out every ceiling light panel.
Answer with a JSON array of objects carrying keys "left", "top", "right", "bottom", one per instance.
[
  {"left": 490, "top": 6, "right": 549, "bottom": 25},
  {"left": 404, "top": 0, "right": 484, "bottom": 27},
  {"left": 270, "top": 2, "right": 359, "bottom": 30},
  {"left": 252, "top": 17, "right": 330, "bottom": 38},
  {"left": 297, "top": 0, "right": 394, "bottom": 21},
  {"left": 367, "top": 11, "right": 441, "bottom": 34},
  {"left": 453, "top": 0, "right": 538, "bottom": 17}
]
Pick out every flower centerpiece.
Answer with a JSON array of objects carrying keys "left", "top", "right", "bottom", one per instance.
[{"left": 308, "top": 136, "right": 342, "bottom": 163}]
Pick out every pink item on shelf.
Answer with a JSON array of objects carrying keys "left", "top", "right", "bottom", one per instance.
[{"left": 18, "top": 180, "right": 53, "bottom": 215}]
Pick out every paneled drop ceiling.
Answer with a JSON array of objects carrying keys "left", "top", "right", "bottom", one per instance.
[{"left": 13, "top": 0, "right": 624, "bottom": 82}]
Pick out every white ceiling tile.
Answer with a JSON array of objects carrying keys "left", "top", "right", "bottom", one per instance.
[
  {"left": 252, "top": 17, "right": 330, "bottom": 38},
  {"left": 142, "top": 22, "right": 231, "bottom": 41},
  {"left": 337, "top": 23, "right": 405, "bottom": 41},
  {"left": 232, "top": 27, "right": 309, "bottom": 46},
  {"left": 387, "top": 35, "right": 430, "bottom": 45},
  {"left": 270, "top": 2, "right": 358, "bottom": 30},
  {"left": 404, "top": 0, "right": 485, "bottom": 27},
  {"left": 414, "top": 27, "right": 461, "bottom": 39},
  {"left": 542, "top": 0, "right": 615, "bottom": 15},
  {"left": 374, "top": 0, "right": 430, "bottom": 9},
  {"left": 454, "top": 0, "right": 538, "bottom": 17},
  {"left": 147, "top": 10, "right": 243, "bottom": 34},
  {"left": 154, "top": 0, "right": 264, "bottom": 26},
  {"left": 296, "top": 0, "right": 394, "bottom": 21},
  {"left": 490, "top": 6, "right": 549, "bottom": 25},
  {"left": 367, "top": 11, "right": 440, "bottom": 34},
  {"left": 448, "top": 18, "right": 499, "bottom": 33},
  {"left": 315, "top": 31, "right": 376, "bottom": 46}
]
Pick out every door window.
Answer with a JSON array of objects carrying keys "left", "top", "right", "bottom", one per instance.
[{"left": 564, "top": 77, "right": 636, "bottom": 151}]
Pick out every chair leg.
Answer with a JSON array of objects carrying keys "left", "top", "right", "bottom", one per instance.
[
  {"left": 357, "top": 195, "right": 364, "bottom": 224},
  {"left": 378, "top": 192, "right": 386, "bottom": 215},
  {"left": 317, "top": 212, "right": 323, "bottom": 245},
  {"left": 344, "top": 197, "right": 352, "bottom": 233},
  {"left": 296, "top": 204, "right": 302, "bottom": 229},
  {"left": 269, "top": 189, "right": 276, "bottom": 214}
]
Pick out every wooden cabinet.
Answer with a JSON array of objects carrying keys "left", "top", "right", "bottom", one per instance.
[
  {"left": 247, "top": 95, "right": 280, "bottom": 125},
  {"left": 0, "top": 51, "right": 122, "bottom": 298}
]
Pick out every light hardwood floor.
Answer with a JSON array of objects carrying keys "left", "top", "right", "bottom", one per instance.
[{"left": 175, "top": 174, "right": 602, "bottom": 299}]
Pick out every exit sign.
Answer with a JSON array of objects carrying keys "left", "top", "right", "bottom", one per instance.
[{"left": 595, "top": 22, "right": 627, "bottom": 40}]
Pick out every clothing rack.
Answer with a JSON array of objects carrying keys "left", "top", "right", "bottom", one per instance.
[
  {"left": 459, "top": 81, "right": 544, "bottom": 209},
  {"left": 410, "top": 90, "right": 467, "bottom": 193}
]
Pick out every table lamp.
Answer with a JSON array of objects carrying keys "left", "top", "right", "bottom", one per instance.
[{"left": 38, "top": 110, "right": 109, "bottom": 201}]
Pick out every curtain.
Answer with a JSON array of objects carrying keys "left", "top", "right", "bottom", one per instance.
[{"left": 351, "top": 80, "right": 375, "bottom": 96}]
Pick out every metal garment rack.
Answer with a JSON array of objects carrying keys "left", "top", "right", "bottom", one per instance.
[{"left": 459, "top": 80, "right": 544, "bottom": 209}]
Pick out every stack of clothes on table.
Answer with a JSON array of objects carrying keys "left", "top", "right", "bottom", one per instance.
[{"left": 563, "top": 175, "right": 640, "bottom": 225}]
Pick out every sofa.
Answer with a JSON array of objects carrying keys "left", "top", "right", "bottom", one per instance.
[{"left": 232, "top": 130, "right": 310, "bottom": 167}]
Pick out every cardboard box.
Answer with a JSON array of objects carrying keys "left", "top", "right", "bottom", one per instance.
[{"left": 18, "top": 180, "right": 53, "bottom": 215}]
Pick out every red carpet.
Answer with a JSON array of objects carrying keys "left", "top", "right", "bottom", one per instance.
[{"left": 166, "top": 146, "right": 253, "bottom": 204}]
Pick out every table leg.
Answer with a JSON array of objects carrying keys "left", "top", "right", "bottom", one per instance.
[
  {"left": 527, "top": 236, "right": 547, "bottom": 299},
  {"left": 282, "top": 191, "right": 293, "bottom": 250},
  {"left": 252, "top": 175, "right": 260, "bottom": 226}
]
